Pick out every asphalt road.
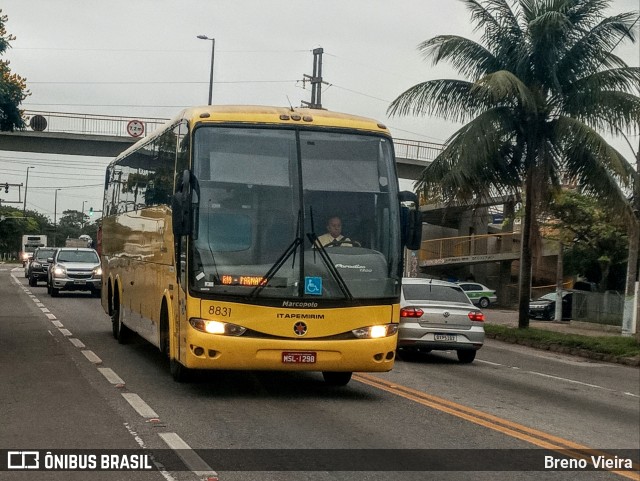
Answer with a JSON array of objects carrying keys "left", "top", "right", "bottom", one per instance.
[{"left": 1, "top": 264, "right": 638, "bottom": 481}]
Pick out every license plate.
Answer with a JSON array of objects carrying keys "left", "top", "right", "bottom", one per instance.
[
  {"left": 434, "top": 334, "right": 456, "bottom": 342},
  {"left": 74, "top": 280, "right": 86, "bottom": 285},
  {"left": 282, "top": 352, "right": 316, "bottom": 364}
]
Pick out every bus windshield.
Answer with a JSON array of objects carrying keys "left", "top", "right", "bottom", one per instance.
[{"left": 191, "top": 126, "right": 401, "bottom": 300}]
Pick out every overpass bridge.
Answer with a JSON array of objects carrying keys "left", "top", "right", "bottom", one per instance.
[{"left": 0, "top": 110, "right": 443, "bottom": 181}]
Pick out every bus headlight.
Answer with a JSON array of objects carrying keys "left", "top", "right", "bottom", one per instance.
[
  {"left": 189, "top": 318, "right": 247, "bottom": 336},
  {"left": 352, "top": 324, "right": 398, "bottom": 339}
]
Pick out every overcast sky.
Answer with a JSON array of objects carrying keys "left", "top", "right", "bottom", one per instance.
[{"left": 1, "top": 0, "right": 638, "bottom": 221}]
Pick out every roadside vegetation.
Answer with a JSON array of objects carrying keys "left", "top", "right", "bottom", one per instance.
[{"left": 484, "top": 324, "right": 640, "bottom": 360}]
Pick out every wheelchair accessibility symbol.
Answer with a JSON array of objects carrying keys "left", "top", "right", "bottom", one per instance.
[{"left": 304, "top": 277, "right": 322, "bottom": 295}]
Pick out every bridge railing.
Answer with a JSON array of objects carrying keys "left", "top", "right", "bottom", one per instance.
[
  {"left": 23, "top": 110, "right": 445, "bottom": 162},
  {"left": 23, "top": 110, "right": 169, "bottom": 138},
  {"left": 394, "top": 138, "right": 443, "bottom": 162},
  {"left": 419, "top": 232, "right": 521, "bottom": 265}
]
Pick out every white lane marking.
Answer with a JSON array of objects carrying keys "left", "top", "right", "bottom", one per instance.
[
  {"left": 124, "top": 424, "right": 177, "bottom": 481},
  {"left": 476, "top": 359, "right": 503, "bottom": 367},
  {"left": 32, "top": 297, "right": 41, "bottom": 303},
  {"left": 59, "top": 328, "right": 72, "bottom": 337},
  {"left": 51, "top": 320, "right": 63, "bottom": 328},
  {"left": 158, "top": 432, "right": 218, "bottom": 478},
  {"left": 81, "top": 350, "right": 102, "bottom": 364},
  {"left": 528, "top": 370, "right": 605, "bottom": 389},
  {"left": 529, "top": 371, "right": 640, "bottom": 398},
  {"left": 121, "top": 393, "right": 159, "bottom": 418},
  {"left": 46, "top": 313, "right": 57, "bottom": 320},
  {"left": 69, "top": 338, "right": 85, "bottom": 348},
  {"left": 477, "top": 358, "right": 640, "bottom": 398},
  {"left": 98, "top": 368, "right": 125, "bottom": 385},
  {"left": 40, "top": 307, "right": 50, "bottom": 312}
]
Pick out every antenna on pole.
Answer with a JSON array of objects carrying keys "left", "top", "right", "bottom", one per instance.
[{"left": 302, "top": 48, "right": 327, "bottom": 109}]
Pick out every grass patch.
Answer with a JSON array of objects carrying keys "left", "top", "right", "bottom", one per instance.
[{"left": 484, "top": 324, "right": 640, "bottom": 358}]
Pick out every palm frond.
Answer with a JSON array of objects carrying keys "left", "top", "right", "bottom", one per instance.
[
  {"left": 562, "top": 90, "right": 640, "bottom": 134},
  {"left": 474, "top": 70, "right": 538, "bottom": 111},
  {"left": 555, "top": 116, "right": 636, "bottom": 185},
  {"left": 387, "top": 79, "right": 493, "bottom": 121},
  {"left": 557, "top": 11, "right": 640, "bottom": 82},
  {"left": 419, "top": 36, "right": 499, "bottom": 79},
  {"left": 416, "top": 108, "right": 523, "bottom": 202}
]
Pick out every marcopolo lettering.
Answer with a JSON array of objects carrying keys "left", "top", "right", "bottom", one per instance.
[{"left": 281, "top": 301, "right": 318, "bottom": 308}]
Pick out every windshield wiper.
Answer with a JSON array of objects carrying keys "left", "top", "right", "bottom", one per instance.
[
  {"left": 250, "top": 210, "right": 303, "bottom": 298},
  {"left": 307, "top": 206, "right": 353, "bottom": 301}
]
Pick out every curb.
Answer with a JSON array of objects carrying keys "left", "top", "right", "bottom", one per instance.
[{"left": 486, "top": 333, "right": 640, "bottom": 367}]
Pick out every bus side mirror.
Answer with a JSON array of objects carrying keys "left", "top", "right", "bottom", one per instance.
[
  {"left": 399, "top": 191, "right": 422, "bottom": 251},
  {"left": 171, "top": 170, "right": 192, "bottom": 237}
]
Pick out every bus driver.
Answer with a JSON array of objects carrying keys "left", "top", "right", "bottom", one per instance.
[{"left": 315, "top": 216, "right": 360, "bottom": 248}]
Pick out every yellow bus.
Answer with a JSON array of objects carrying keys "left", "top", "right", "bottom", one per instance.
[{"left": 100, "top": 105, "right": 421, "bottom": 384}]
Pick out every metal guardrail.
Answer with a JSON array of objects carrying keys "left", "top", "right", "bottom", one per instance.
[
  {"left": 22, "top": 110, "right": 444, "bottom": 162},
  {"left": 393, "top": 138, "right": 443, "bottom": 162},
  {"left": 23, "top": 110, "right": 169, "bottom": 139},
  {"left": 419, "top": 232, "right": 521, "bottom": 266}
]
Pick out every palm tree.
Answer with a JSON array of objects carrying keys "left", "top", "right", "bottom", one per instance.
[{"left": 388, "top": 0, "right": 640, "bottom": 328}]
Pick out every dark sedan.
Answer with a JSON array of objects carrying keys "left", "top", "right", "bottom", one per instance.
[{"left": 529, "top": 291, "right": 573, "bottom": 321}]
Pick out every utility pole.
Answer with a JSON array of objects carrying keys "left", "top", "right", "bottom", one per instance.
[
  {"left": 622, "top": 139, "right": 640, "bottom": 338},
  {"left": 302, "top": 48, "right": 327, "bottom": 109}
]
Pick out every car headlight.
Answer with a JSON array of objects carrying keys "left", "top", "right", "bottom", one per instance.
[
  {"left": 352, "top": 324, "right": 398, "bottom": 339},
  {"left": 53, "top": 266, "right": 66, "bottom": 277},
  {"left": 189, "top": 318, "right": 246, "bottom": 336},
  {"left": 31, "top": 262, "right": 41, "bottom": 269},
  {"left": 93, "top": 267, "right": 102, "bottom": 276}
]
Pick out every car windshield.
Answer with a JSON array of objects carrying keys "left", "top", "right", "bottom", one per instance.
[
  {"left": 35, "top": 249, "right": 56, "bottom": 261},
  {"left": 57, "top": 250, "right": 99, "bottom": 263},
  {"left": 403, "top": 284, "right": 470, "bottom": 304},
  {"left": 538, "top": 293, "right": 557, "bottom": 301}
]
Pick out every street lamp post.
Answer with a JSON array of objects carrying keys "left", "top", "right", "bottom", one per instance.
[
  {"left": 54, "top": 188, "right": 61, "bottom": 246},
  {"left": 197, "top": 35, "right": 215, "bottom": 105},
  {"left": 23, "top": 166, "right": 35, "bottom": 214}
]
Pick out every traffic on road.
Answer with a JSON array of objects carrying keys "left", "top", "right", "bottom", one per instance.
[{"left": 1, "top": 263, "right": 638, "bottom": 480}]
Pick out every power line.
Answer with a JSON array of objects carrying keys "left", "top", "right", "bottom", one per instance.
[{"left": 27, "top": 80, "right": 297, "bottom": 85}]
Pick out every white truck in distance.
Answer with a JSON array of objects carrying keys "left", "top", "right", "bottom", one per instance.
[{"left": 20, "top": 234, "right": 47, "bottom": 266}]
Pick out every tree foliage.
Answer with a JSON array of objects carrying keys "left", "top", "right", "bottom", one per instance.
[
  {"left": 0, "top": 9, "right": 28, "bottom": 131},
  {"left": 388, "top": 0, "right": 640, "bottom": 327},
  {"left": 0, "top": 205, "right": 99, "bottom": 255},
  {"left": 546, "top": 190, "right": 628, "bottom": 290}
]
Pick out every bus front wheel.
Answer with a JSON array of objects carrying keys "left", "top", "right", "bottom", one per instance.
[
  {"left": 170, "top": 359, "right": 190, "bottom": 382},
  {"left": 322, "top": 371, "right": 352, "bottom": 386}
]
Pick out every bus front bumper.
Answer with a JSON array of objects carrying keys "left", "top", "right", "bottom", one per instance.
[{"left": 179, "top": 332, "right": 399, "bottom": 372}]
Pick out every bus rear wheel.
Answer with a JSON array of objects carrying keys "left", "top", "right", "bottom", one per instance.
[
  {"left": 322, "top": 371, "right": 352, "bottom": 386},
  {"left": 111, "top": 298, "right": 131, "bottom": 344}
]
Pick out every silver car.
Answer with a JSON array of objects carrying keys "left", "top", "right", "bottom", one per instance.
[
  {"left": 47, "top": 247, "right": 102, "bottom": 297},
  {"left": 397, "top": 278, "right": 485, "bottom": 363}
]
